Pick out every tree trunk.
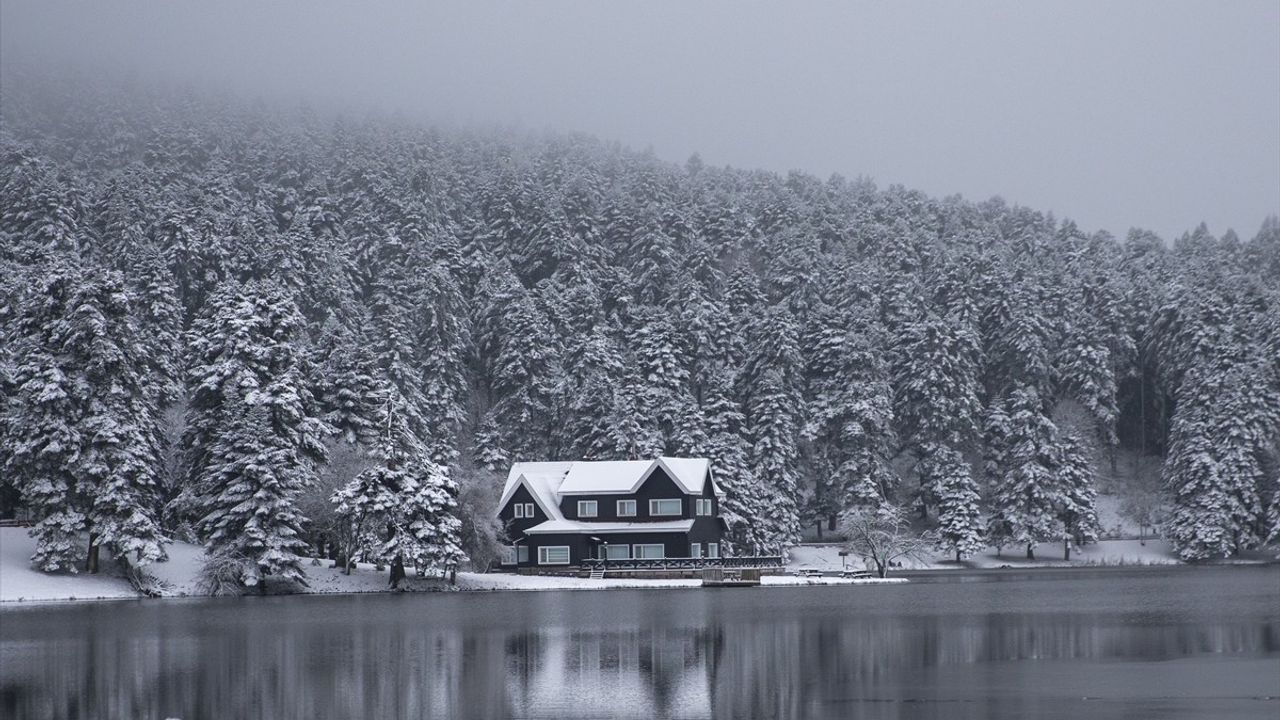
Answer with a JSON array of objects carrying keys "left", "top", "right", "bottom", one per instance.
[
  {"left": 1026, "top": 543, "right": 1035, "bottom": 561},
  {"left": 955, "top": 549, "right": 961, "bottom": 563},
  {"left": 389, "top": 554, "right": 406, "bottom": 589},
  {"left": 815, "top": 520, "right": 823, "bottom": 541},
  {"left": 448, "top": 565, "right": 457, "bottom": 585},
  {"left": 828, "top": 514, "right": 837, "bottom": 532},
  {"left": 1063, "top": 538, "right": 1070, "bottom": 561},
  {"left": 87, "top": 532, "right": 100, "bottom": 574},
  {"left": 1139, "top": 525, "right": 1145, "bottom": 546},
  {"left": 876, "top": 559, "right": 887, "bottom": 578}
]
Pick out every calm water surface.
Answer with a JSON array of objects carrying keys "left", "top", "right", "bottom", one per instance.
[{"left": 1, "top": 566, "right": 1277, "bottom": 720}]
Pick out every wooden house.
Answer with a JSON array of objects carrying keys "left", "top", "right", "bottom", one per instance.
[{"left": 496, "top": 457, "right": 726, "bottom": 570}]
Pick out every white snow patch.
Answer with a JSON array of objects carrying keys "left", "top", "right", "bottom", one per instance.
[
  {"left": 788, "top": 537, "right": 1183, "bottom": 572},
  {"left": 0, "top": 527, "right": 138, "bottom": 603}
]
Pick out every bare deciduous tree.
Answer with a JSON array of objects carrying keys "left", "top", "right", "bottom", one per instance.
[{"left": 839, "top": 504, "right": 936, "bottom": 578}]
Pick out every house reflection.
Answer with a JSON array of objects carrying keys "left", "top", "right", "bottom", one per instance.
[{"left": 2, "top": 573, "right": 1279, "bottom": 720}]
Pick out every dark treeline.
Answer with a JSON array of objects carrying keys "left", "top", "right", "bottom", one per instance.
[{"left": 1, "top": 73, "right": 1277, "bottom": 589}]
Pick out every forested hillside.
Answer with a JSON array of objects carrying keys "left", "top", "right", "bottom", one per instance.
[{"left": 2, "top": 74, "right": 1278, "bottom": 589}]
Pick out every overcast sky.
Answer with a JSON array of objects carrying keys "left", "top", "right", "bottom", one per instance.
[{"left": 3, "top": 1, "right": 1277, "bottom": 241}]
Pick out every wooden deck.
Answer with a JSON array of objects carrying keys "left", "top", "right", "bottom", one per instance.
[{"left": 700, "top": 567, "right": 761, "bottom": 587}]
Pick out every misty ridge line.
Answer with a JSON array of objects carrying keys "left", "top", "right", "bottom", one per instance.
[{"left": 1, "top": 61, "right": 1268, "bottom": 245}]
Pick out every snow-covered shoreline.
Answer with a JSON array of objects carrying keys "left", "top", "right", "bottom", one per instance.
[
  {"left": 1, "top": 527, "right": 909, "bottom": 606},
  {"left": 10, "top": 526, "right": 1273, "bottom": 607}
]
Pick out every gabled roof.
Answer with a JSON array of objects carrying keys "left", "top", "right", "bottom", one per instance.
[
  {"left": 495, "top": 457, "right": 715, "bottom": 518},
  {"left": 496, "top": 461, "right": 574, "bottom": 521}
]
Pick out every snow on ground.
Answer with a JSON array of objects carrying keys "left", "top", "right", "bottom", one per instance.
[
  {"left": 0, "top": 527, "right": 138, "bottom": 603},
  {"left": 2, "top": 526, "right": 906, "bottom": 605},
  {"left": 788, "top": 537, "right": 1183, "bottom": 573}
]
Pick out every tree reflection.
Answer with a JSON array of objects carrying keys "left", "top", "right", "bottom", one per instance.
[{"left": 2, "top": 572, "right": 1278, "bottom": 720}]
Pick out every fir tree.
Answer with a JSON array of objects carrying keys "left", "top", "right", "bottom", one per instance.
[
  {"left": 5, "top": 263, "right": 166, "bottom": 572},
  {"left": 987, "top": 386, "right": 1061, "bottom": 559},
  {"left": 923, "top": 444, "right": 984, "bottom": 562}
]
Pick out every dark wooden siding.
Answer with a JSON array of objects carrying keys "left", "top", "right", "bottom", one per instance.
[
  {"left": 557, "top": 467, "right": 695, "bottom": 521},
  {"left": 524, "top": 531, "right": 701, "bottom": 565},
  {"left": 499, "top": 483, "right": 548, "bottom": 538}
]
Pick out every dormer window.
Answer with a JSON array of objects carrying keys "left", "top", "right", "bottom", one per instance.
[
  {"left": 577, "top": 500, "right": 598, "bottom": 518},
  {"left": 650, "top": 499, "right": 682, "bottom": 516},
  {"left": 696, "top": 498, "right": 714, "bottom": 516},
  {"left": 513, "top": 503, "right": 535, "bottom": 519}
]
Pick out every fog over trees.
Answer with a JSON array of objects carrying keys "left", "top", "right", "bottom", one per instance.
[{"left": 1, "top": 69, "right": 1278, "bottom": 590}]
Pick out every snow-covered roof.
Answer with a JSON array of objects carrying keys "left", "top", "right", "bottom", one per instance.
[
  {"left": 522, "top": 519, "right": 696, "bottom": 535},
  {"left": 495, "top": 457, "right": 714, "bottom": 518},
  {"left": 557, "top": 457, "right": 712, "bottom": 496},
  {"left": 496, "top": 461, "right": 575, "bottom": 521}
]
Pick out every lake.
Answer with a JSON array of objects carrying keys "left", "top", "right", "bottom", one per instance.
[{"left": 1, "top": 566, "right": 1277, "bottom": 719}]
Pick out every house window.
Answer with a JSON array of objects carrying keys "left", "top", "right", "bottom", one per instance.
[
  {"left": 577, "top": 500, "right": 598, "bottom": 518},
  {"left": 537, "top": 546, "right": 570, "bottom": 565},
  {"left": 696, "top": 499, "right": 714, "bottom": 516},
  {"left": 617, "top": 499, "right": 637, "bottom": 517},
  {"left": 707, "top": 543, "right": 719, "bottom": 558},
  {"left": 513, "top": 503, "right": 524, "bottom": 519},
  {"left": 518, "top": 546, "right": 529, "bottom": 563},
  {"left": 523, "top": 503, "right": 535, "bottom": 518},
  {"left": 634, "top": 544, "right": 665, "bottom": 559},
  {"left": 604, "top": 544, "right": 631, "bottom": 560},
  {"left": 649, "top": 499, "right": 682, "bottom": 516},
  {"left": 501, "top": 546, "right": 518, "bottom": 565},
  {"left": 690, "top": 543, "right": 702, "bottom": 558}
]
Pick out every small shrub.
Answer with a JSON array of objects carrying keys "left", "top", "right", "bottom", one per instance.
[{"left": 197, "top": 550, "right": 250, "bottom": 596}]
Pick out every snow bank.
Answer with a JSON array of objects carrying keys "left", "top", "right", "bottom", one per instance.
[
  {"left": 3, "top": 527, "right": 905, "bottom": 605},
  {"left": 788, "top": 537, "right": 1183, "bottom": 573},
  {"left": 0, "top": 527, "right": 138, "bottom": 603}
]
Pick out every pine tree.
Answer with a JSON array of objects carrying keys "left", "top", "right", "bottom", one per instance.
[
  {"left": 1053, "top": 432, "right": 1100, "bottom": 560},
  {"left": 5, "top": 263, "right": 166, "bottom": 572},
  {"left": 987, "top": 386, "right": 1061, "bottom": 559},
  {"left": 332, "top": 390, "right": 465, "bottom": 585},
  {"left": 892, "top": 311, "right": 982, "bottom": 514},
  {"left": 924, "top": 444, "right": 984, "bottom": 562},
  {"left": 181, "top": 280, "right": 327, "bottom": 588}
]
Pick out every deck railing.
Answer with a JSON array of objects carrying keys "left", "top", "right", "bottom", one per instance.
[{"left": 580, "top": 556, "right": 783, "bottom": 572}]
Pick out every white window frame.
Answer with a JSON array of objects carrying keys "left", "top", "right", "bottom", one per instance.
[
  {"left": 513, "top": 503, "right": 525, "bottom": 519},
  {"left": 707, "top": 543, "right": 719, "bottom": 559},
  {"left": 518, "top": 545, "right": 529, "bottom": 564},
  {"left": 523, "top": 503, "right": 535, "bottom": 518},
  {"left": 649, "top": 498, "right": 682, "bottom": 516},
  {"left": 577, "top": 500, "right": 598, "bottom": 518},
  {"left": 537, "top": 546, "right": 570, "bottom": 565},
  {"left": 617, "top": 499, "right": 637, "bottom": 517},
  {"left": 634, "top": 543, "right": 665, "bottom": 559},
  {"left": 603, "top": 544, "right": 631, "bottom": 560},
  {"left": 690, "top": 543, "right": 702, "bottom": 558},
  {"left": 501, "top": 546, "right": 518, "bottom": 565},
  {"left": 696, "top": 498, "right": 713, "bottom": 516}
]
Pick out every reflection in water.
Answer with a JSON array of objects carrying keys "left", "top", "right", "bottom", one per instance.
[{"left": 2, "top": 567, "right": 1278, "bottom": 720}]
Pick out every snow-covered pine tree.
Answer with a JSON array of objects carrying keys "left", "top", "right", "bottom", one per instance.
[
  {"left": 314, "top": 316, "right": 381, "bottom": 448},
  {"left": 332, "top": 390, "right": 465, "bottom": 586},
  {"left": 697, "top": 373, "right": 767, "bottom": 553},
  {"left": 181, "top": 280, "right": 327, "bottom": 588},
  {"left": 923, "top": 443, "right": 984, "bottom": 562},
  {"left": 411, "top": 261, "right": 471, "bottom": 464},
  {"left": 195, "top": 394, "right": 314, "bottom": 589},
  {"left": 6, "top": 263, "right": 166, "bottom": 572},
  {"left": 891, "top": 310, "right": 982, "bottom": 515},
  {"left": 1052, "top": 432, "right": 1100, "bottom": 560},
  {"left": 632, "top": 308, "right": 703, "bottom": 455},
  {"left": 987, "top": 386, "right": 1062, "bottom": 559}
]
